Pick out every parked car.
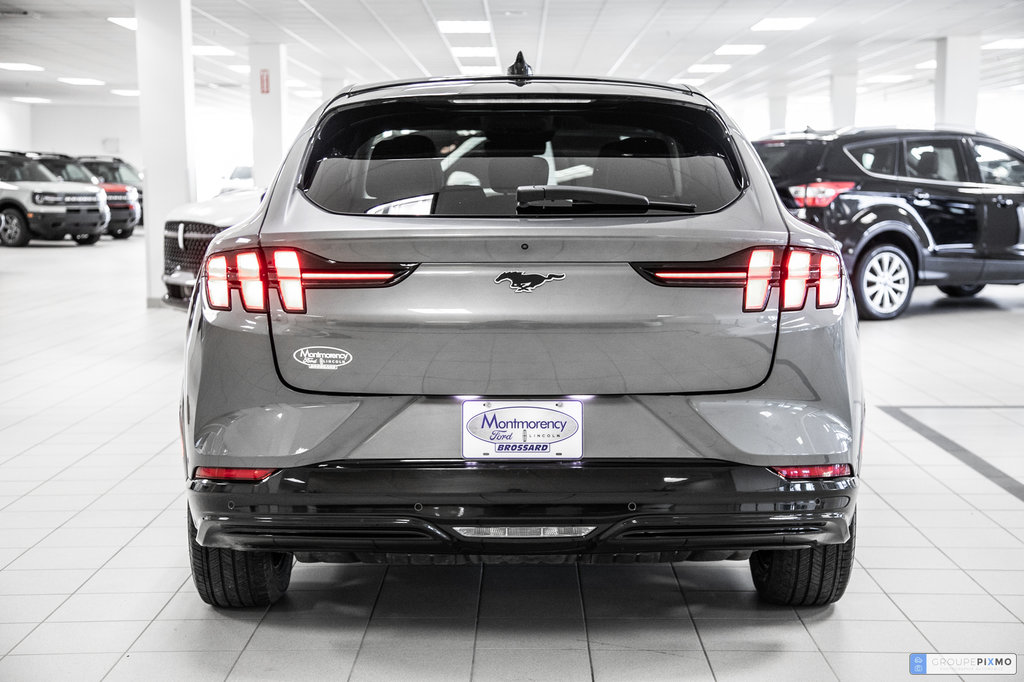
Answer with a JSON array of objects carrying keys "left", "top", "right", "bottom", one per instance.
[
  {"left": 182, "top": 59, "right": 863, "bottom": 609},
  {"left": 0, "top": 151, "right": 109, "bottom": 246},
  {"left": 162, "top": 188, "right": 262, "bottom": 307},
  {"left": 29, "top": 152, "right": 140, "bottom": 238},
  {"left": 754, "top": 128, "right": 1024, "bottom": 319},
  {"left": 78, "top": 155, "right": 144, "bottom": 224},
  {"left": 218, "top": 165, "right": 255, "bottom": 195}
]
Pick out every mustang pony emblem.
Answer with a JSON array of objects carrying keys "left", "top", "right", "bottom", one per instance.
[{"left": 494, "top": 271, "right": 566, "bottom": 292}]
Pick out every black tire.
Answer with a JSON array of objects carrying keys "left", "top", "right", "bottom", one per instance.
[
  {"left": 109, "top": 225, "right": 135, "bottom": 239},
  {"left": 0, "top": 207, "right": 31, "bottom": 247},
  {"left": 188, "top": 511, "right": 293, "bottom": 607},
  {"left": 73, "top": 234, "right": 101, "bottom": 245},
  {"left": 853, "top": 244, "right": 915, "bottom": 320},
  {"left": 750, "top": 515, "right": 856, "bottom": 606},
  {"left": 937, "top": 283, "right": 986, "bottom": 298}
]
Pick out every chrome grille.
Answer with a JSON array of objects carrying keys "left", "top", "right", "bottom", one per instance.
[{"left": 163, "top": 221, "right": 224, "bottom": 276}]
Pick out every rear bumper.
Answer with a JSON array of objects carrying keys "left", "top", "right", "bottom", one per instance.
[{"left": 188, "top": 461, "right": 857, "bottom": 561}]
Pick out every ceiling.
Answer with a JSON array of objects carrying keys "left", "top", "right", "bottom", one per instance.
[{"left": 1, "top": 0, "right": 1022, "bottom": 112}]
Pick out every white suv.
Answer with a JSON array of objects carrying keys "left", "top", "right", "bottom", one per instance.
[{"left": 0, "top": 151, "right": 110, "bottom": 246}]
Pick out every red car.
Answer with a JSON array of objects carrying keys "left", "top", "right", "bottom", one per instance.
[{"left": 29, "top": 152, "right": 141, "bottom": 238}]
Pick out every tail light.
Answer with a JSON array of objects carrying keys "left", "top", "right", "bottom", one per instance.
[
  {"left": 194, "top": 466, "right": 277, "bottom": 481},
  {"left": 203, "top": 248, "right": 415, "bottom": 313},
  {"left": 771, "top": 464, "right": 852, "bottom": 479},
  {"left": 788, "top": 182, "right": 855, "bottom": 208},
  {"left": 636, "top": 246, "right": 844, "bottom": 313}
]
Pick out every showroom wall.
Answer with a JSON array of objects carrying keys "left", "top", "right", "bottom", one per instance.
[
  {"left": 0, "top": 100, "right": 31, "bottom": 149},
  {"left": 30, "top": 105, "right": 143, "bottom": 167}
]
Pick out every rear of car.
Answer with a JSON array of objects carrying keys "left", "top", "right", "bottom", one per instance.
[
  {"left": 182, "top": 76, "right": 863, "bottom": 608},
  {"left": 0, "top": 152, "right": 109, "bottom": 246}
]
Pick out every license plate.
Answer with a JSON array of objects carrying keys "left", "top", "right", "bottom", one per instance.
[{"left": 462, "top": 400, "right": 583, "bottom": 460}]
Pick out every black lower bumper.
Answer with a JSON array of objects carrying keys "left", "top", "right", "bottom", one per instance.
[
  {"left": 107, "top": 206, "right": 140, "bottom": 233},
  {"left": 188, "top": 461, "right": 857, "bottom": 562},
  {"left": 28, "top": 208, "right": 107, "bottom": 238}
]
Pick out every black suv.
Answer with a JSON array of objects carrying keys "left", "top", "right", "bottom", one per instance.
[{"left": 754, "top": 129, "right": 1024, "bottom": 319}]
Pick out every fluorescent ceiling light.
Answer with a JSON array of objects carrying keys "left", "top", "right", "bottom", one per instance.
[
  {"left": 107, "top": 17, "right": 137, "bottom": 31},
  {"left": 982, "top": 38, "right": 1024, "bottom": 50},
  {"left": 669, "top": 78, "right": 706, "bottom": 87},
  {"left": 460, "top": 66, "right": 502, "bottom": 76},
  {"left": 295, "top": 89, "right": 323, "bottom": 99},
  {"left": 111, "top": 89, "right": 140, "bottom": 97},
  {"left": 13, "top": 97, "right": 50, "bottom": 104},
  {"left": 751, "top": 17, "right": 815, "bottom": 31},
  {"left": 688, "top": 64, "right": 731, "bottom": 73},
  {"left": 286, "top": 78, "right": 306, "bottom": 87},
  {"left": 714, "top": 44, "right": 766, "bottom": 56},
  {"left": 227, "top": 65, "right": 251, "bottom": 74},
  {"left": 58, "top": 77, "right": 105, "bottom": 86},
  {"left": 865, "top": 74, "right": 913, "bottom": 84},
  {"left": 451, "top": 46, "right": 497, "bottom": 58},
  {"left": 192, "top": 45, "right": 235, "bottom": 57},
  {"left": 915, "top": 60, "right": 937, "bottom": 69},
  {"left": 0, "top": 62, "right": 44, "bottom": 71},
  {"left": 437, "top": 20, "right": 491, "bottom": 34}
]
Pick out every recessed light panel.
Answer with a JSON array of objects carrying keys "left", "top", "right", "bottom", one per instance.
[
  {"left": 13, "top": 96, "right": 50, "bottom": 104},
  {"left": 714, "top": 44, "right": 766, "bottom": 56},
  {"left": 0, "top": 62, "right": 44, "bottom": 71},
  {"left": 107, "top": 17, "right": 137, "bottom": 31},
  {"left": 58, "top": 77, "right": 105, "bottom": 86},
  {"left": 982, "top": 38, "right": 1024, "bottom": 50},
  {"left": 751, "top": 17, "right": 815, "bottom": 31}
]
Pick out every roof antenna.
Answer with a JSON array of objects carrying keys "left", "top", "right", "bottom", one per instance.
[{"left": 506, "top": 51, "right": 533, "bottom": 78}]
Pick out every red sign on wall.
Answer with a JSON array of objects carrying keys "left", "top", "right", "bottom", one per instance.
[{"left": 259, "top": 69, "right": 270, "bottom": 94}]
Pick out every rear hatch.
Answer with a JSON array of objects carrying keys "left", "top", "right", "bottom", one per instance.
[{"left": 260, "top": 89, "right": 787, "bottom": 396}]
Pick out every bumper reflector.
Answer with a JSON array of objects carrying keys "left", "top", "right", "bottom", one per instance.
[
  {"left": 453, "top": 525, "right": 597, "bottom": 539},
  {"left": 194, "top": 467, "right": 277, "bottom": 482},
  {"left": 771, "top": 464, "right": 852, "bottom": 480}
]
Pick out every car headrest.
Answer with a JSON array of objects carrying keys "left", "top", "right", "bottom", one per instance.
[
  {"left": 365, "top": 135, "right": 441, "bottom": 200},
  {"left": 915, "top": 150, "right": 939, "bottom": 178},
  {"left": 488, "top": 157, "right": 549, "bottom": 193}
]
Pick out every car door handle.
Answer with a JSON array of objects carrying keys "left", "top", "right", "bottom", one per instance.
[
  {"left": 994, "top": 195, "right": 1015, "bottom": 207},
  {"left": 910, "top": 189, "right": 930, "bottom": 204}
]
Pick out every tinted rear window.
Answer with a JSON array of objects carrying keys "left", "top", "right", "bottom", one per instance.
[
  {"left": 300, "top": 97, "right": 743, "bottom": 216},
  {"left": 753, "top": 140, "right": 826, "bottom": 180}
]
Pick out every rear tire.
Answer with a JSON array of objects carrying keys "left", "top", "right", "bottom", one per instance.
[
  {"left": 750, "top": 515, "right": 856, "bottom": 606},
  {"left": 73, "top": 234, "right": 101, "bottom": 245},
  {"left": 937, "top": 283, "right": 985, "bottom": 298},
  {"left": 854, "top": 244, "right": 914, "bottom": 320},
  {"left": 188, "top": 511, "right": 293, "bottom": 607},
  {"left": 0, "top": 207, "right": 30, "bottom": 247},
  {"left": 109, "top": 225, "right": 134, "bottom": 239}
]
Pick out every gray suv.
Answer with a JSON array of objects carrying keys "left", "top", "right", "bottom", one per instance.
[
  {"left": 183, "top": 62, "right": 862, "bottom": 609},
  {"left": 0, "top": 151, "right": 109, "bottom": 246}
]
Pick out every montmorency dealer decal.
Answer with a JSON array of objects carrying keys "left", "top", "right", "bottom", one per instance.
[
  {"left": 463, "top": 402, "right": 583, "bottom": 459},
  {"left": 293, "top": 346, "right": 353, "bottom": 370}
]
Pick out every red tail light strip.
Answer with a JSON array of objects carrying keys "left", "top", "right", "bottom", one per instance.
[
  {"left": 636, "top": 246, "right": 843, "bottom": 313},
  {"left": 194, "top": 466, "right": 278, "bottom": 481},
  {"left": 771, "top": 464, "right": 852, "bottom": 480},
  {"left": 204, "top": 248, "right": 415, "bottom": 314}
]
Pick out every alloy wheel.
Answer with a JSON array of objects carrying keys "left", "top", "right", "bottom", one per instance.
[{"left": 862, "top": 250, "right": 911, "bottom": 315}]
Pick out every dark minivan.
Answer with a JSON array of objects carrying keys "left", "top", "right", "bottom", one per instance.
[{"left": 754, "top": 129, "right": 1024, "bottom": 319}]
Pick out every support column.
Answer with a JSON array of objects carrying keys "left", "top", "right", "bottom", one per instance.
[
  {"left": 768, "top": 94, "right": 787, "bottom": 132},
  {"left": 830, "top": 71, "right": 858, "bottom": 129},
  {"left": 135, "top": 0, "right": 195, "bottom": 307},
  {"left": 935, "top": 36, "right": 980, "bottom": 129},
  {"left": 249, "top": 44, "right": 288, "bottom": 189}
]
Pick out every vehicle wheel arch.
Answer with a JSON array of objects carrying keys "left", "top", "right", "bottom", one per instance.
[{"left": 851, "top": 222, "right": 922, "bottom": 283}]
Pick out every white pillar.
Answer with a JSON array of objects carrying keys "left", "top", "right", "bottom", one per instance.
[
  {"left": 768, "top": 94, "right": 787, "bottom": 132},
  {"left": 935, "top": 36, "right": 980, "bottom": 129},
  {"left": 249, "top": 44, "right": 288, "bottom": 188},
  {"left": 135, "top": 0, "right": 196, "bottom": 307},
  {"left": 830, "top": 71, "right": 858, "bottom": 129}
]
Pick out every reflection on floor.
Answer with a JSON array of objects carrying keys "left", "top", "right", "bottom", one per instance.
[{"left": 1, "top": 237, "right": 1022, "bottom": 681}]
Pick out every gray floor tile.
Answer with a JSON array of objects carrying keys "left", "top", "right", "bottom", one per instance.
[
  {"left": 967, "top": 570, "right": 1024, "bottom": 595},
  {"left": 822, "top": 652, "right": 921, "bottom": 682},
  {"left": 12, "top": 620, "right": 149, "bottom": 655},
  {"left": 684, "top": 590, "right": 798, "bottom": 620},
  {"left": 889, "top": 593, "right": 1018, "bottom": 622},
  {"left": 246, "top": 616, "right": 368, "bottom": 650},
  {"left": 349, "top": 645, "right": 473, "bottom": 681},
  {"left": 228, "top": 649, "right": 358, "bottom": 681},
  {"left": 0, "top": 622, "right": 34, "bottom": 655},
  {"left": 586, "top": 617, "right": 702, "bottom": 651},
  {"left": 104, "top": 651, "right": 240, "bottom": 682},
  {"left": 360, "top": 616, "right": 476, "bottom": 649},
  {"left": 471, "top": 648, "right": 592, "bottom": 682},
  {"left": 130, "top": 619, "right": 259, "bottom": 652},
  {"left": 695, "top": 618, "right": 818, "bottom": 651},
  {"left": 797, "top": 593, "right": 907, "bottom": 622},
  {"left": 0, "top": 569, "right": 95, "bottom": 596},
  {"left": 0, "top": 653, "right": 120, "bottom": 682},
  {"left": 156, "top": 591, "right": 268, "bottom": 621},
  {"left": 803, "top": 619, "right": 932, "bottom": 653},
  {"left": 867, "top": 568, "right": 986, "bottom": 594},
  {"left": 915, "top": 621, "right": 1024, "bottom": 651},
  {"left": 706, "top": 650, "right": 837, "bottom": 682},
  {"left": 0, "top": 594, "right": 66, "bottom": 623},
  {"left": 78, "top": 567, "right": 190, "bottom": 594},
  {"left": 46, "top": 592, "right": 174, "bottom": 623},
  {"left": 476, "top": 617, "right": 588, "bottom": 649},
  {"left": 591, "top": 649, "right": 714, "bottom": 681}
]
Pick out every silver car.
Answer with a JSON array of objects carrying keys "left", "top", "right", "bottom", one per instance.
[{"left": 183, "top": 64, "right": 863, "bottom": 609}]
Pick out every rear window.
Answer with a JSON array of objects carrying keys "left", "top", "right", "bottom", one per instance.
[
  {"left": 753, "top": 140, "right": 826, "bottom": 180},
  {"left": 300, "top": 97, "right": 743, "bottom": 216}
]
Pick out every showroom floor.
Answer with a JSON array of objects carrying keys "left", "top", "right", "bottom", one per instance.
[{"left": 1, "top": 236, "right": 1023, "bottom": 682}]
